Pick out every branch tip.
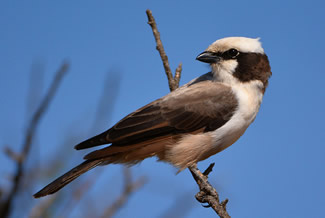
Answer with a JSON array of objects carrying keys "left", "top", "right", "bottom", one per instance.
[
  {"left": 221, "top": 199, "right": 229, "bottom": 208},
  {"left": 203, "top": 163, "right": 215, "bottom": 177}
]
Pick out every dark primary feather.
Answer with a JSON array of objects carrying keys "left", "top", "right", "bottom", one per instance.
[{"left": 75, "top": 131, "right": 110, "bottom": 150}]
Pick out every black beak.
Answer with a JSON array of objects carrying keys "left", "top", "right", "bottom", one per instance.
[{"left": 196, "top": 51, "right": 221, "bottom": 63}]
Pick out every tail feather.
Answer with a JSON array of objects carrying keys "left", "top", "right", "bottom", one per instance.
[{"left": 33, "top": 159, "right": 102, "bottom": 198}]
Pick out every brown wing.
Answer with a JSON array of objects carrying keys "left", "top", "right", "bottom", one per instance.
[{"left": 75, "top": 81, "right": 238, "bottom": 153}]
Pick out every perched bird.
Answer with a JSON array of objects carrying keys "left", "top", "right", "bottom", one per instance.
[{"left": 34, "top": 37, "right": 271, "bottom": 198}]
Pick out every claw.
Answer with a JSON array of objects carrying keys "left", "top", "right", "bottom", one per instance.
[{"left": 202, "top": 203, "right": 211, "bottom": 208}]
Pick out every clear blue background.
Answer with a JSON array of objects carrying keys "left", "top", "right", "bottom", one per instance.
[{"left": 1, "top": 0, "right": 324, "bottom": 217}]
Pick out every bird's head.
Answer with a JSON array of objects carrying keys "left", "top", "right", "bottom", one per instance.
[{"left": 196, "top": 37, "right": 272, "bottom": 91}]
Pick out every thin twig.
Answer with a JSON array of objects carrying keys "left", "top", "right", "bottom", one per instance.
[
  {"left": 145, "top": 9, "right": 230, "bottom": 217},
  {"left": 0, "top": 62, "right": 69, "bottom": 218},
  {"left": 203, "top": 162, "right": 215, "bottom": 176},
  {"left": 101, "top": 167, "right": 147, "bottom": 218},
  {"left": 4, "top": 147, "right": 22, "bottom": 163},
  {"left": 174, "top": 63, "right": 182, "bottom": 89},
  {"left": 146, "top": 9, "right": 181, "bottom": 92}
]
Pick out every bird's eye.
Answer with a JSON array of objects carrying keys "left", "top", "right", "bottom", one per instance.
[{"left": 226, "top": 49, "right": 239, "bottom": 59}]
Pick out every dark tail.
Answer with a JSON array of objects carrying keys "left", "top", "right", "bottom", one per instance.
[
  {"left": 74, "top": 131, "right": 110, "bottom": 150},
  {"left": 33, "top": 159, "right": 102, "bottom": 198}
]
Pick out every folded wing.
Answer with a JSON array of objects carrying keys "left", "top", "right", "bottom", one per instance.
[{"left": 75, "top": 81, "right": 238, "bottom": 161}]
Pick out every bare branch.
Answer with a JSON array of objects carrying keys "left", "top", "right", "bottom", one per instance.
[
  {"left": 189, "top": 164, "right": 230, "bottom": 218},
  {"left": 145, "top": 9, "right": 230, "bottom": 217},
  {"left": 101, "top": 167, "right": 147, "bottom": 218},
  {"left": 146, "top": 9, "right": 181, "bottom": 92},
  {"left": 0, "top": 62, "right": 69, "bottom": 218},
  {"left": 4, "top": 146, "right": 22, "bottom": 163}
]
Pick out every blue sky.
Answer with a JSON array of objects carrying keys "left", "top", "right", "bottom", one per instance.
[{"left": 1, "top": 0, "right": 325, "bottom": 217}]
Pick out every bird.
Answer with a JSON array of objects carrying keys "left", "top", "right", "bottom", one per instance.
[{"left": 34, "top": 36, "right": 272, "bottom": 198}]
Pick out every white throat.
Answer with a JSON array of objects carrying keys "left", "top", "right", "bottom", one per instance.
[{"left": 211, "top": 60, "right": 239, "bottom": 85}]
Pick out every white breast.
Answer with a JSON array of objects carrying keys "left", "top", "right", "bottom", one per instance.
[
  {"left": 164, "top": 80, "right": 264, "bottom": 170},
  {"left": 210, "top": 80, "right": 264, "bottom": 152}
]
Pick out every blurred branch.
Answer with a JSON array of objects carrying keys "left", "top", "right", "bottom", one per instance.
[
  {"left": 58, "top": 72, "right": 122, "bottom": 217},
  {"left": 29, "top": 195, "right": 57, "bottom": 218},
  {"left": 158, "top": 191, "right": 195, "bottom": 218},
  {"left": 4, "top": 147, "right": 22, "bottom": 163},
  {"left": 145, "top": 9, "right": 230, "bottom": 217},
  {"left": 101, "top": 167, "right": 147, "bottom": 218},
  {"left": 57, "top": 169, "right": 103, "bottom": 218},
  {"left": 0, "top": 62, "right": 69, "bottom": 218},
  {"left": 91, "top": 71, "right": 121, "bottom": 132}
]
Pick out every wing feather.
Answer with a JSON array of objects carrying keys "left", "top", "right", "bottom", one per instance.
[{"left": 76, "top": 81, "right": 238, "bottom": 152}]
